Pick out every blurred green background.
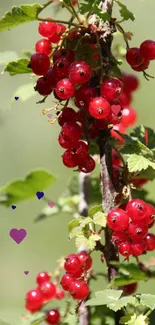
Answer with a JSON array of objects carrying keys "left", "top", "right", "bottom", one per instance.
[{"left": 0, "top": 0, "right": 155, "bottom": 324}]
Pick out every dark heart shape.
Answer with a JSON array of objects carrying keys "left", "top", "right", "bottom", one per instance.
[
  {"left": 36, "top": 191, "right": 44, "bottom": 200},
  {"left": 11, "top": 205, "right": 16, "bottom": 210},
  {"left": 14, "top": 96, "right": 19, "bottom": 101}
]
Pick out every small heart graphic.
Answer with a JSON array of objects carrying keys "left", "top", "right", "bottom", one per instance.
[
  {"left": 36, "top": 191, "right": 44, "bottom": 200},
  {"left": 9, "top": 228, "right": 27, "bottom": 244},
  {"left": 14, "top": 96, "right": 19, "bottom": 101},
  {"left": 24, "top": 271, "right": 29, "bottom": 275},
  {"left": 111, "top": 104, "right": 121, "bottom": 115},
  {"left": 47, "top": 113, "right": 53, "bottom": 119},
  {"left": 48, "top": 201, "right": 55, "bottom": 208},
  {"left": 11, "top": 205, "right": 16, "bottom": 210}
]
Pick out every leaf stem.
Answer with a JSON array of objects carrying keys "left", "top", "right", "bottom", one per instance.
[
  {"left": 37, "top": 17, "right": 79, "bottom": 27},
  {"left": 115, "top": 22, "right": 129, "bottom": 49}
]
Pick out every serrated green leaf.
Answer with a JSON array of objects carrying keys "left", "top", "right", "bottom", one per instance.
[
  {"left": 0, "top": 4, "right": 43, "bottom": 32},
  {"left": 12, "top": 83, "right": 36, "bottom": 102},
  {"left": 0, "top": 169, "right": 56, "bottom": 206},
  {"left": 122, "top": 314, "right": 148, "bottom": 325},
  {"left": 75, "top": 233, "right": 101, "bottom": 250},
  {"left": 110, "top": 263, "right": 148, "bottom": 281},
  {"left": 93, "top": 212, "right": 107, "bottom": 227},
  {"left": 4, "top": 58, "right": 31, "bottom": 75},
  {"left": 80, "top": 217, "right": 93, "bottom": 227},
  {"left": 109, "top": 276, "right": 138, "bottom": 288},
  {"left": 0, "top": 51, "right": 18, "bottom": 65},
  {"left": 68, "top": 219, "right": 80, "bottom": 233},
  {"left": 114, "top": 0, "right": 135, "bottom": 22},
  {"left": 120, "top": 314, "right": 133, "bottom": 325},
  {"left": 127, "top": 154, "right": 155, "bottom": 173},
  {"left": 86, "top": 289, "right": 122, "bottom": 307},
  {"left": 108, "top": 296, "right": 137, "bottom": 312},
  {"left": 140, "top": 294, "right": 155, "bottom": 310},
  {"left": 89, "top": 204, "right": 103, "bottom": 216},
  {"left": 130, "top": 125, "right": 155, "bottom": 150},
  {"left": 69, "top": 226, "right": 83, "bottom": 240}
]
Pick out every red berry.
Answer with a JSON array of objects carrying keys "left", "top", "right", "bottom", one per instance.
[
  {"left": 89, "top": 97, "right": 111, "bottom": 119},
  {"left": 30, "top": 52, "right": 50, "bottom": 76},
  {"left": 49, "top": 24, "right": 66, "bottom": 43},
  {"left": 130, "top": 178, "right": 148, "bottom": 188},
  {"left": 35, "top": 77, "right": 52, "bottom": 96},
  {"left": 58, "top": 107, "right": 77, "bottom": 126},
  {"left": 112, "top": 150, "right": 121, "bottom": 167},
  {"left": 122, "top": 73, "right": 139, "bottom": 92},
  {"left": 58, "top": 132, "right": 74, "bottom": 149},
  {"left": 36, "top": 272, "right": 51, "bottom": 285},
  {"left": 45, "top": 67, "right": 59, "bottom": 89},
  {"left": 74, "top": 141, "right": 89, "bottom": 161},
  {"left": 55, "top": 79, "right": 75, "bottom": 99},
  {"left": 73, "top": 268, "right": 84, "bottom": 278},
  {"left": 112, "top": 231, "right": 127, "bottom": 246},
  {"left": 53, "top": 48, "right": 74, "bottom": 63},
  {"left": 62, "top": 122, "right": 82, "bottom": 143},
  {"left": 39, "top": 281, "right": 56, "bottom": 301},
  {"left": 148, "top": 219, "right": 155, "bottom": 229},
  {"left": 61, "top": 273, "right": 75, "bottom": 291},
  {"left": 122, "top": 283, "right": 137, "bottom": 296},
  {"left": 62, "top": 150, "right": 78, "bottom": 168},
  {"left": 69, "top": 61, "right": 92, "bottom": 85},
  {"left": 131, "top": 240, "right": 147, "bottom": 256},
  {"left": 25, "top": 288, "right": 43, "bottom": 312},
  {"left": 38, "top": 19, "right": 57, "bottom": 38},
  {"left": 121, "top": 107, "right": 137, "bottom": 127},
  {"left": 145, "top": 203, "right": 155, "bottom": 225},
  {"left": 126, "top": 199, "right": 149, "bottom": 222},
  {"left": 126, "top": 48, "right": 144, "bottom": 67},
  {"left": 118, "top": 242, "right": 132, "bottom": 257},
  {"left": 69, "top": 280, "right": 89, "bottom": 300},
  {"left": 53, "top": 58, "right": 70, "bottom": 79},
  {"left": 77, "top": 251, "right": 92, "bottom": 271},
  {"left": 127, "top": 222, "right": 148, "bottom": 242},
  {"left": 89, "top": 123, "right": 99, "bottom": 139},
  {"left": 107, "top": 208, "right": 129, "bottom": 231},
  {"left": 100, "top": 78, "right": 123, "bottom": 101},
  {"left": 78, "top": 155, "right": 95, "bottom": 173},
  {"left": 55, "top": 289, "right": 65, "bottom": 300},
  {"left": 46, "top": 309, "right": 60, "bottom": 324},
  {"left": 140, "top": 40, "right": 155, "bottom": 60},
  {"left": 64, "top": 254, "right": 81, "bottom": 274},
  {"left": 131, "top": 57, "right": 150, "bottom": 72},
  {"left": 119, "top": 91, "right": 132, "bottom": 106},
  {"left": 35, "top": 39, "right": 52, "bottom": 55},
  {"left": 146, "top": 233, "right": 155, "bottom": 251},
  {"left": 75, "top": 85, "right": 97, "bottom": 109},
  {"left": 111, "top": 124, "right": 126, "bottom": 144}
]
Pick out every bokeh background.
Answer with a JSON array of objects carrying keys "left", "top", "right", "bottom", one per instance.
[{"left": 0, "top": 0, "right": 155, "bottom": 324}]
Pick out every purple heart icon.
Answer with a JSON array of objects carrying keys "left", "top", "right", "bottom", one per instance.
[
  {"left": 36, "top": 191, "right": 44, "bottom": 200},
  {"left": 9, "top": 228, "right": 27, "bottom": 244},
  {"left": 14, "top": 96, "right": 19, "bottom": 101},
  {"left": 11, "top": 205, "right": 16, "bottom": 210},
  {"left": 24, "top": 271, "right": 29, "bottom": 275}
]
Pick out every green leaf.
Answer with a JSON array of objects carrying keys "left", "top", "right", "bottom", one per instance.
[
  {"left": 75, "top": 233, "right": 101, "bottom": 250},
  {"left": 140, "top": 294, "right": 155, "bottom": 310},
  {"left": 0, "top": 4, "right": 43, "bottom": 32},
  {"left": 86, "top": 289, "right": 122, "bottom": 306},
  {"left": 108, "top": 296, "right": 137, "bottom": 312},
  {"left": 109, "top": 275, "right": 138, "bottom": 288},
  {"left": 4, "top": 58, "right": 31, "bottom": 76},
  {"left": 68, "top": 219, "right": 80, "bottom": 233},
  {"left": 0, "top": 169, "right": 56, "bottom": 206},
  {"left": 120, "top": 314, "right": 133, "bottom": 325},
  {"left": 12, "top": 83, "right": 36, "bottom": 102},
  {"left": 127, "top": 154, "right": 155, "bottom": 173},
  {"left": 80, "top": 217, "right": 93, "bottom": 227},
  {"left": 69, "top": 226, "right": 83, "bottom": 240},
  {"left": 114, "top": 0, "right": 135, "bottom": 22},
  {"left": 93, "top": 211, "right": 107, "bottom": 227},
  {"left": 110, "top": 263, "right": 148, "bottom": 281},
  {"left": 121, "top": 314, "right": 148, "bottom": 325},
  {"left": 88, "top": 204, "right": 103, "bottom": 216},
  {"left": 20, "top": 312, "right": 45, "bottom": 325},
  {"left": 130, "top": 125, "right": 155, "bottom": 150},
  {"left": 0, "top": 51, "right": 18, "bottom": 65},
  {"left": 93, "top": 4, "right": 110, "bottom": 22}
]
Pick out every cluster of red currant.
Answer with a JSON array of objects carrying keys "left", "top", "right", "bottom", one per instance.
[
  {"left": 126, "top": 40, "right": 155, "bottom": 72},
  {"left": 60, "top": 251, "right": 92, "bottom": 300},
  {"left": 107, "top": 198, "right": 155, "bottom": 257},
  {"left": 25, "top": 271, "right": 64, "bottom": 323}
]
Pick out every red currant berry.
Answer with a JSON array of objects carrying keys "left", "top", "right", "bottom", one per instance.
[
  {"left": 73, "top": 268, "right": 84, "bottom": 278},
  {"left": 69, "top": 61, "right": 92, "bottom": 85},
  {"left": 49, "top": 24, "right": 66, "bottom": 43},
  {"left": 145, "top": 203, "right": 155, "bottom": 225},
  {"left": 146, "top": 233, "right": 155, "bottom": 251},
  {"left": 118, "top": 242, "right": 132, "bottom": 257},
  {"left": 69, "top": 280, "right": 89, "bottom": 300},
  {"left": 55, "top": 79, "right": 75, "bottom": 99},
  {"left": 25, "top": 288, "right": 43, "bottom": 312},
  {"left": 61, "top": 273, "right": 75, "bottom": 291},
  {"left": 122, "top": 283, "right": 137, "bottom": 296},
  {"left": 77, "top": 251, "right": 92, "bottom": 271},
  {"left": 131, "top": 58, "right": 150, "bottom": 72},
  {"left": 58, "top": 107, "right": 77, "bottom": 126},
  {"left": 140, "top": 40, "right": 155, "bottom": 60},
  {"left": 148, "top": 219, "right": 155, "bottom": 229},
  {"left": 30, "top": 52, "right": 50, "bottom": 76},
  {"left": 53, "top": 48, "right": 74, "bottom": 63},
  {"left": 46, "top": 309, "right": 60, "bottom": 324},
  {"left": 55, "top": 289, "right": 65, "bottom": 300},
  {"left": 126, "top": 199, "right": 149, "bottom": 222},
  {"left": 36, "top": 272, "right": 51, "bottom": 285},
  {"left": 127, "top": 222, "right": 148, "bottom": 242},
  {"left": 75, "top": 85, "right": 97, "bottom": 109},
  {"left": 131, "top": 240, "right": 147, "bottom": 256},
  {"left": 35, "top": 39, "right": 52, "bottom": 55},
  {"left": 107, "top": 208, "right": 129, "bottom": 231},
  {"left": 121, "top": 107, "right": 137, "bottom": 127},
  {"left": 119, "top": 91, "right": 132, "bottom": 106},
  {"left": 130, "top": 178, "right": 148, "bottom": 188},
  {"left": 58, "top": 132, "right": 74, "bottom": 150},
  {"left": 112, "top": 231, "right": 127, "bottom": 246},
  {"left": 45, "top": 67, "right": 59, "bottom": 89},
  {"left": 123, "top": 72, "right": 139, "bottom": 92},
  {"left": 89, "top": 123, "right": 99, "bottom": 139},
  {"left": 78, "top": 155, "right": 95, "bottom": 173},
  {"left": 38, "top": 19, "right": 57, "bottom": 38},
  {"left": 126, "top": 48, "right": 144, "bottom": 67},
  {"left": 53, "top": 58, "right": 70, "bottom": 79},
  {"left": 35, "top": 77, "right": 52, "bottom": 96},
  {"left": 39, "top": 281, "right": 56, "bottom": 301},
  {"left": 62, "top": 122, "right": 82, "bottom": 143},
  {"left": 100, "top": 78, "right": 123, "bottom": 101},
  {"left": 62, "top": 150, "right": 78, "bottom": 168},
  {"left": 89, "top": 97, "right": 111, "bottom": 119},
  {"left": 74, "top": 141, "right": 89, "bottom": 161},
  {"left": 64, "top": 254, "right": 81, "bottom": 274}
]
